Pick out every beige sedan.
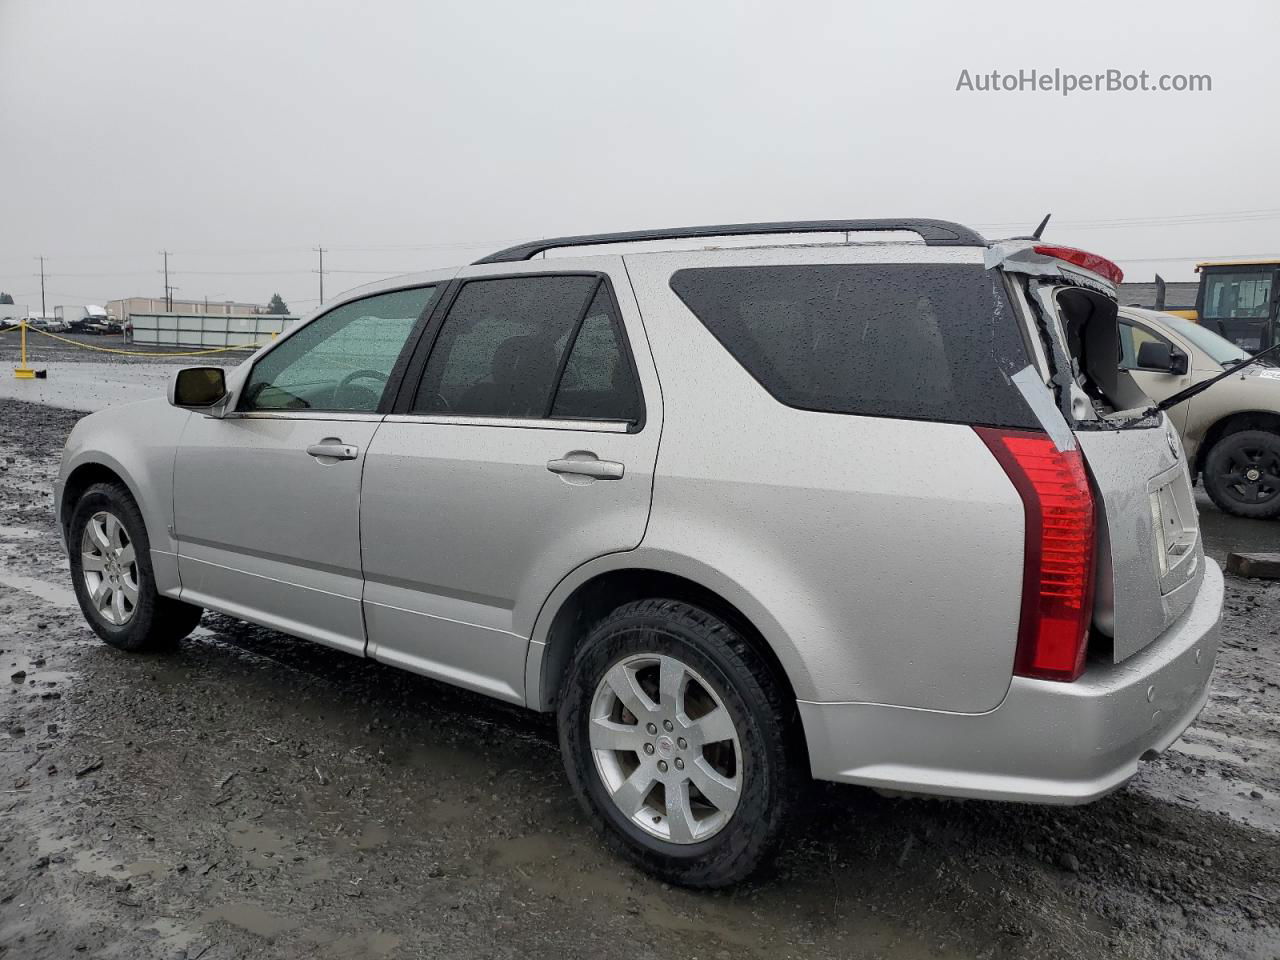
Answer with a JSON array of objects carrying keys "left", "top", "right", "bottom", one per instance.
[{"left": 1120, "top": 307, "right": 1280, "bottom": 519}]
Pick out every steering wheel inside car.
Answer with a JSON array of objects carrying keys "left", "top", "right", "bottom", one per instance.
[{"left": 333, "top": 369, "right": 389, "bottom": 409}]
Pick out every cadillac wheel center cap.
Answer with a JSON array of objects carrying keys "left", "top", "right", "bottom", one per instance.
[
  {"left": 656, "top": 735, "right": 676, "bottom": 758},
  {"left": 1247, "top": 468, "right": 1262, "bottom": 481}
]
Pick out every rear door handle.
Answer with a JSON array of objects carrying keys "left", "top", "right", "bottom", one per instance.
[
  {"left": 547, "top": 455, "right": 624, "bottom": 480},
  {"left": 306, "top": 441, "right": 360, "bottom": 461}
]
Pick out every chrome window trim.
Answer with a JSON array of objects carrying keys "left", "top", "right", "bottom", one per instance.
[
  {"left": 382, "top": 413, "right": 631, "bottom": 433},
  {"left": 223, "top": 411, "right": 386, "bottom": 423}
]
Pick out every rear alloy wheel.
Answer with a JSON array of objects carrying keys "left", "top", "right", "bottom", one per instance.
[
  {"left": 559, "top": 599, "right": 796, "bottom": 887},
  {"left": 588, "top": 653, "right": 743, "bottom": 844},
  {"left": 1204, "top": 430, "right": 1280, "bottom": 520}
]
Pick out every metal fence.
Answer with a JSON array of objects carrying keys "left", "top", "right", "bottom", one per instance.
[{"left": 128, "top": 313, "right": 296, "bottom": 348}]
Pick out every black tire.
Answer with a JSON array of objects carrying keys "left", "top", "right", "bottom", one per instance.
[
  {"left": 68, "top": 481, "right": 203, "bottom": 651},
  {"left": 557, "top": 598, "right": 798, "bottom": 887},
  {"left": 1203, "top": 430, "right": 1280, "bottom": 520}
]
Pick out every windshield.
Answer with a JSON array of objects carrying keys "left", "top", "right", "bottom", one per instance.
[{"left": 1166, "top": 317, "right": 1254, "bottom": 366}]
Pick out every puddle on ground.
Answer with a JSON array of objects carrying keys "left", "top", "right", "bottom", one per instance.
[
  {"left": 142, "top": 918, "right": 201, "bottom": 953},
  {"left": 1169, "top": 737, "right": 1242, "bottom": 765},
  {"left": 0, "top": 568, "right": 76, "bottom": 607},
  {"left": 126, "top": 860, "right": 170, "bottom": 877},
  {"left": 201, "top": 901, "right": 297, "bottom": 939},
  {"left": 31, "top": 823, "right": 132, "bottom": 879}
]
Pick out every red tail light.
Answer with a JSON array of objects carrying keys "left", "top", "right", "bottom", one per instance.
[
  {"left": 975, "top": 428, "right": 1097, "bottom": 682},
  {"left": 1032, "top": 244, "right": 1124, "bottom": 284}
]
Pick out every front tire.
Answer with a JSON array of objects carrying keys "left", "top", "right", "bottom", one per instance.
[
  {"left": 558, "top": 599, "right": 797, "bottom": 887},
  {"left": 1203, "top": 430, "right": 1280, "bottom": 520},
  {"left": 68, "top": 482, "right": 203, "bottom": 651}
]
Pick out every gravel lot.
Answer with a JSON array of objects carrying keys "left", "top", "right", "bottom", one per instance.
[{"left": 0, "top": 390, "right": 1277, "bottom": 960}]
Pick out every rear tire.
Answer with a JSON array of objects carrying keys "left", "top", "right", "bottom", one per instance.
[
  {"left": 557, "top": 598, "right": 797, "bottom": 887},
  {"left": 1203, "top": 430, "right": 1280, "bottom": 520},
  {"left": 68, "top": 482, "right": 203, "bottom": 651}
]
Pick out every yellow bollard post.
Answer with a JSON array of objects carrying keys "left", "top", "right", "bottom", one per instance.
[{"left": 13, "top": 317, "right": 46, "bottom": 379}]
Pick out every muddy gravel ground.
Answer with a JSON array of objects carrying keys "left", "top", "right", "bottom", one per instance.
[{"left": 0, "top": 397, "right": 1277, "bottom": 960}]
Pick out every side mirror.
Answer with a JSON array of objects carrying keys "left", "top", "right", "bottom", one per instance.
[
  {"left": 1136, "top": 340, "right": 1186, "bottom": 374},
  {"left": 169, "top": 367, "right": 229, "bottom": 414}
]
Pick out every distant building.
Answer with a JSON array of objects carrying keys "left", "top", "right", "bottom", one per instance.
[
  {"left": 106, "top": 296, "right": 266, "bottom": 323},
  {"left": 1118, "top": 280, "right": 1199, "bottom": 311},
  {"left": 0, "top": 302, "right": 29, "bottom": 323}
]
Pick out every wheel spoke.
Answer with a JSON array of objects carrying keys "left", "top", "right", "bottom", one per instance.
[
  {"left": 604, "top": 662, "right": 656, "bottom": 719},
  {"left": 665, "top": 778, "right": 696, "bottom": 843},
  {"left": 120, "top": 577, "right": 139, "bottom": 606},
  {"left": 104, "top": 513, "right": 125, "bottom": 551},
  {"left": 589, "top": 718, "right": 646, "bottom": 752},
  {"left": 92, "top": 579, "right": 112, "bottom": 611},
  {"left": 658, "top": 656, "right": 687, "bottom": 714},
  {"left": 687, "top": 705, "right": 735, "bottom": 746},
  {"left": 689, "top": 758, "right": 740, "bottom": 812},
  {"left": 88, "top": 517, "right": 111, "bottom": 552},
  {"left": 610, "top": 766, "right": 656, "bottom": 817},
  {"left": 80, "top": 552, "right": 107, "bottom": 573},
  {"left": 112, "top": 589, "right": 128, "bottom": 623},
  {"left": 116, "top": 543, "right": 136, "bottom": 567}
]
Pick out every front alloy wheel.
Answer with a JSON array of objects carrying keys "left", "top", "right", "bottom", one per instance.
[
  {"left": 68, "top": 481, "right": 204, "bottom": 651},
  {"left": 80, "top": 510, "right": 139, "bottom": 625}
]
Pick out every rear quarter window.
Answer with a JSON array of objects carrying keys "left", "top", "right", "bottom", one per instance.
[{"left": 669, "top": 263, "right": 1037, "bottom": 428}]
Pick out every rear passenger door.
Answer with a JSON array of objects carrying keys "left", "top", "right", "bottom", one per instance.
[{"left": 359, "top": 258, "right": 662, "bottom": 704}]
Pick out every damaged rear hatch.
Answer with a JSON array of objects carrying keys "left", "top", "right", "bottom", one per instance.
[{"left": 992, "top": 241, "right": 1204, "bottom": 664}]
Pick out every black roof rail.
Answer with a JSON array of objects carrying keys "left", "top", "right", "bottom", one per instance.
[{"left": 473, "top": 219, "right": 988, "bottom": 264}]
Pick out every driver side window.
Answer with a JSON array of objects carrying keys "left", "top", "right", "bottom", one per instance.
[{"left": 240, "top": 286, "right": 436, "bottom": 412}]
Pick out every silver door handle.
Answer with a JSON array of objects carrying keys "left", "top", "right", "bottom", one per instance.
[
  {"left": 547, "top": 457, "right": 624, "bottom": 480},
  {"left": 306, "top": 442, "right": 359, "bottom": 461}
]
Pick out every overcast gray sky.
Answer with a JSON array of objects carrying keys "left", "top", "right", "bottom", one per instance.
[{"left": 1, "top": 0, "right": 1277, "bottom": 313}]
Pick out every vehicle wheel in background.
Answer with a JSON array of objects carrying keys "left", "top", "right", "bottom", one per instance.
[
  {"left": 1203, "top": 430, "right": 1280, "bottom": 519},
  {"left": 557, "top": 598, "right": 798, "bottom": 887},
  {"left": 68, "top": 482, "right": 204, "bottom": 651}
]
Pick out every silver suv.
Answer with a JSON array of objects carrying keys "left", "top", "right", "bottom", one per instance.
[{"left": 56, "top": 220, "right": 1224, "bottom": 886}]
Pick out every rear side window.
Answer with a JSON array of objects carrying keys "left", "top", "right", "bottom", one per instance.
[
  {"left": 413, "top": 275, "right": 642, "bottom": 423},
  {"left": 669, "top": 263, "right": 1036, "bottom": 428}
]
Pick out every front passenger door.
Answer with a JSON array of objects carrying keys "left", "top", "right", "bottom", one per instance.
[
  {"left": 173, "top": 284, "right": 441, "bottom": 654},
  {"left": 1119, "top": 319, "right": 1193, "bottom": 433}
]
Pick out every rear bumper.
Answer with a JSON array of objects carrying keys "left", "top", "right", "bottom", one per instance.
[{"left": 799, "top": 559, "right": 1224, "bottom": 803}]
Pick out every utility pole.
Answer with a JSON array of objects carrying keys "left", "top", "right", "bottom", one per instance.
[
  {"left": 160, "top": 250, "right": 171, "bottom": 311},
  {"left": 36, "top": 256, "right": 46, "bottom": 317},
  {"left": 314, "top": 246, "right": 326, "bottom": 304}
]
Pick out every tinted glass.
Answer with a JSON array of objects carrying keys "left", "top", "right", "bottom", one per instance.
[
  {"left": 242, "top": 287, "right": 435, "bottom": 412},
  {"left": 550, "top": 287, "right": 641, "bottom": 422},
  {"left": 670, "top": 264, "right": 1035, "bottom": 427},
  {"left": 414, "top": 276, "right": 597, "bottom": 417}
]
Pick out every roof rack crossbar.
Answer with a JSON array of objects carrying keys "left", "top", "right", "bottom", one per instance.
[{"left": 473, "top": 219, "right": 987, "bottom": 264}]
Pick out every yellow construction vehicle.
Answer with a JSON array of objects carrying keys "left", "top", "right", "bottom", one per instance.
[{"left": 1165, "top": 259, "right": 1279, "bottom": 353}]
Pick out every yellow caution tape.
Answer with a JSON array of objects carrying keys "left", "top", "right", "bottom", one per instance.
[{"left": 23, "top": 326, "right": 267, "bottom": 357}]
